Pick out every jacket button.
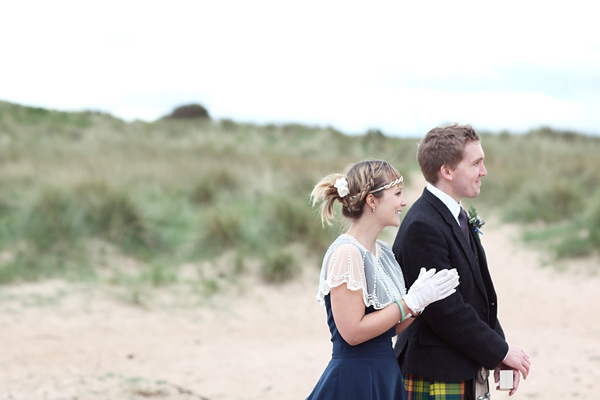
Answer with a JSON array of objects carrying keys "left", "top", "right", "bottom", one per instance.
[{"left": 481, "top": 308, "right": 488, "bottom": 314}]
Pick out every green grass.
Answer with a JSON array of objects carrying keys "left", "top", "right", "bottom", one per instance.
[
  {"left": 478, "top": 128, "right": 600, "bottom": 260},
  {"left": 260, "top": 250, "right": 300, "bottom": 284},
  {"left": 0, "top": 101, "right": 598, "bottom": 292}
]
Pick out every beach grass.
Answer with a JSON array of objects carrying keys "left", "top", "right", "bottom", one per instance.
[{"left": 0, "top": 100, "right": 598, "bottom": 292}]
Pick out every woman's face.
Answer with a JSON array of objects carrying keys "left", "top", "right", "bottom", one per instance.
[{"left": 375, "top": 183, "right": 407, "bottom": 228}]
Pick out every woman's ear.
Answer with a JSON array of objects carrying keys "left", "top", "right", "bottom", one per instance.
[{"left": 366, "top": 193, "right": 376, "bottom": 209}]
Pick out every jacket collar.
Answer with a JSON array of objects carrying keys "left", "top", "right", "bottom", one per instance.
[{"left": 426, "top": 183, "right": 462, "bottom": 225}]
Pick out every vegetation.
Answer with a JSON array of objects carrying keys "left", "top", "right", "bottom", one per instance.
[
  {"left": 475, "top": 128, "right": 600, "bottom": 260},
  {"left": 0, "top": 101, "right": 598, "bottom": 296},
  {"left": 163, "top": 103, "right": 210, "bottom": 120}
]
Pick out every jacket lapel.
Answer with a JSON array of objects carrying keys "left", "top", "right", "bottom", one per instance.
[{"left": 422, "top": 189, "right": 487, "bottom": 296}]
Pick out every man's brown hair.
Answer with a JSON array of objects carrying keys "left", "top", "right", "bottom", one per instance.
[{"left": 417, "top": 123, "right": 480, "bottom": 184}]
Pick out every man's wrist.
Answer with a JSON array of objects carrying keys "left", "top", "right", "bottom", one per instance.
[{"left": 502, "top": 348, "right": 509, "bottom": 362}]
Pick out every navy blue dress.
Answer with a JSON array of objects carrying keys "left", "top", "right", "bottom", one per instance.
[{"left": 306, "top": 295, "right": 407, "bottom": 400}]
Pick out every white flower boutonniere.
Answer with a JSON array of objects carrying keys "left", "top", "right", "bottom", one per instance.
[
  {"left": 334, "top": 177, "right": 350, "bottom": 197},
  {"left": 467, "top": 204, "right": 485, "bottom": 235}
]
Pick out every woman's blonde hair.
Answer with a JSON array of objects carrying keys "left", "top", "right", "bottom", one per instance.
[{"left": 310, "top": 159, "right": 402, "bottom": 226}]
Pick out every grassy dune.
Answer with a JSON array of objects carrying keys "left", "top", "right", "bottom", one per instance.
[{"left": 0, "top": 100, "right": 598, "bottom": 294}]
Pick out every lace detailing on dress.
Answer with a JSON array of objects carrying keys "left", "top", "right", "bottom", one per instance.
[{"left": 316, "top": 234, "right": 408, "bottom": 309}]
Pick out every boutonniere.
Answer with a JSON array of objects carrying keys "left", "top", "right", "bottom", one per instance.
[{"left": 467, "top": 205, "right": 485, "bottom": 235}]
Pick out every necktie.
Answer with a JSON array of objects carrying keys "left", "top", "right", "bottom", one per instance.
[{"left": 458, "top": 207, "right": 470, "bottom": 242}]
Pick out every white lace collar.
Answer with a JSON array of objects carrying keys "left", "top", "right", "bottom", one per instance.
[{"left": 315, "top": 235, "right": 407, "bottom": 309}]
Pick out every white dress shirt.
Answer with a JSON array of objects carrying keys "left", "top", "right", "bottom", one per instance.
[{"left": 426, "top": 183, "right": 465, "bottom": 227}]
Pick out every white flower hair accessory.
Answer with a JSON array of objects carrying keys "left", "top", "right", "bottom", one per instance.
[{"left": 334, "top": 177, "right": 350, "bottom": 197}]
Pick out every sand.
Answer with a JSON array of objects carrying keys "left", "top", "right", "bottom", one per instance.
[{"left": 1, "top": 214, "right": 599, "bottom": 399}]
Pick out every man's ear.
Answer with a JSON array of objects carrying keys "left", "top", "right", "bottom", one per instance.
[{"left": 439, "top": 165, "right": 453, "bottom": 181}]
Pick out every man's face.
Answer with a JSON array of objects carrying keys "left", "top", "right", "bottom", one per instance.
[{"left": 450, "top": 140, "right": 487, "bottom": 199}]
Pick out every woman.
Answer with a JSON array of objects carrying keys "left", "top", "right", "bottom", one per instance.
[{"left": 307, "top": 159, "right": 460, "bottom": 400}]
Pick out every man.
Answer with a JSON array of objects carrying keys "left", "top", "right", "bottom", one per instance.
[{"left": 393, "top": 124, "right": 530, "bottom": 399}]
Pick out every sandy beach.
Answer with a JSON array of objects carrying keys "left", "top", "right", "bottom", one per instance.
[{"left": 1, "top": 211, "right": 599, "bottom": 399}]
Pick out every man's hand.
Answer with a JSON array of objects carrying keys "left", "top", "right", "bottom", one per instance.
[{"left": 494, "top": 345, "right": 531, "bottom": 396}]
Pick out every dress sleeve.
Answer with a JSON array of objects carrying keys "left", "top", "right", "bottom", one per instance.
[
  {"left": 316, "top": 243, "right": 367, "bottom": 305},
  {"left": 326, "top": 243, "right": 366, "bottom": 291}
]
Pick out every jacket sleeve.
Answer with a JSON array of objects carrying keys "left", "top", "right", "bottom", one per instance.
[{"left": 400, "top": 219, "right": 508, "bottom": 370}]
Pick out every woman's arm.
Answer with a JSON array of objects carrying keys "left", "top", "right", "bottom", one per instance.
[
  {"left": 395, "top": 303, "right": 416, "bottom": 334},
  {"left": 330, "top": 285, "right": 412, "bottom": 345}
]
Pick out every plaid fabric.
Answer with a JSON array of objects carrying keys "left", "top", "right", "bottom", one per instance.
[{"left": 403, "top": 374, "right": 467, "bottom": 400}]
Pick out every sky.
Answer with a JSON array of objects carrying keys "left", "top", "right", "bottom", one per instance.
[{"left": 2, "top": 0, "right": 599, "bottom": 137}]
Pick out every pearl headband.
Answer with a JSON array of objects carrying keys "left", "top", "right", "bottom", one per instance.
[{"left": 369, "top": 176, "right": 404, "bottom": 194}]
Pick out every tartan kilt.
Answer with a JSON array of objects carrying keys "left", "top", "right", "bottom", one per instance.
[{"left": 403, "top": 374, "right": 467, "bottom": 400}]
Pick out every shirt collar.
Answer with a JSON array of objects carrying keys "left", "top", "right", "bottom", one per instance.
[{"left": 426, "top": 183, "right": 463, "bottom": 225}]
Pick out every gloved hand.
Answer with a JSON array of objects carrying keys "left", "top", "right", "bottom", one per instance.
[{"left": 403, "top": 267, "right": 459, "bottom": 314}]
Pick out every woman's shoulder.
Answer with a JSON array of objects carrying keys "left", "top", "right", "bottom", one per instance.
[{"left": 329, "top": 235, "right": 364, "bottom": 257}]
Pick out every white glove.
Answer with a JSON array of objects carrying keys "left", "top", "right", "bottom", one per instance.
[{"left": 403, "top": 267, "right": 459, "bottom": 314}]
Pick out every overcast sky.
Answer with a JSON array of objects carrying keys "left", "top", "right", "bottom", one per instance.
[{"left": 2, "top": 0, "right": 599, "bottom": 136}]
